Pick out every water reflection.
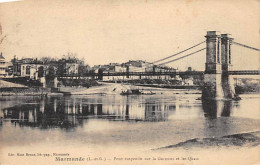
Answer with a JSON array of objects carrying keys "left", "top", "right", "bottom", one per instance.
[
  {"left": 1, "top": 93, "right": 255, "bottom": 130},
  {"left": 202, "top": 99, "right": 232, "bottom": 119},
  {"left": 1, "top": 96, "right": 172, "bottom": 129},
  {"left": 2, "top": 101, "right": 79, "bottom": 129}
]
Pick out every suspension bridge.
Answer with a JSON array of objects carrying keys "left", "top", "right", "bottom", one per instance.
[{"left": 58, "top": 31, "right": 259, "bottom": 99}]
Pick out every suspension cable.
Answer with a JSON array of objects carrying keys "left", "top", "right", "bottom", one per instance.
[
  {"left": 129, "top": 41, "right": 206, "bottom": 72},
  {"left": 152, "top": 41, "right": 205, "bottom": 64},
  {"left": 233, "top": 41, "right": 260, "bottom": 51},
  {"left": 158, "top": 48, "right": 206, "bottom": 66}
]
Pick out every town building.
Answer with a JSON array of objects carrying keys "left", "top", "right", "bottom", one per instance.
[
  {"left": 57, "top": 58, "right": 79, "bottom": 76},
  {"left": 94, "top": 63, "right": 127, "bottom": 81},
  {"left": 93, "top": 60, "right": 179, "bottom": 81},
  {"left": 0, "top": 52, "right": 7, "bottom": 77},
  {"left": 12, "top": 57, "right": 48, "bottom": 80}
]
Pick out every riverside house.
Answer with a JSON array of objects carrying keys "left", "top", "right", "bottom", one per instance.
[
  {"left": 12, "top": 58, "right": 48, "bottom": 80},
  {"left": 0, "top": 53, "right": 7, "bottom": 77},
  {"left": 56, "top": 58, "right": 79, "bottom": 76}
]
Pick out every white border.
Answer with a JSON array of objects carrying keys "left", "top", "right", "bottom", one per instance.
[{"left": 0, "top": 0, "right": 22, "bottom": 3}]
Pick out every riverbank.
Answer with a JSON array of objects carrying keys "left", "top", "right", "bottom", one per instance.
[
  {"left": 0, "top": 80, "right": 48, "bottom": 96},
  {"left": 150, "top": 131, "right": 260, "bottom": 164},
  {"left": 68, "top": 82, "right": 202, "bottom": 95},
  {"left": 0, "top": 79, "right": 27, "bottom": 88},
  {"left": 0, "top": 87, "right": 64, "bottom": 96},
  {"left": 154, "top": 131, "right": 260, "bottom": 150},
  {"left": 1, "top": 79, "right": 258, "bottom": 96},
  {"left": 0, "top": 79, "right": 101, "bottom": 96},
  {"left": 135, "top": 84, "right": 201, "bottom": 89},
  {"left": 0, "top": 81, "right": 206, "bottom": 96},
  {"left": 0, "top": 78, "right": 101, "bottom": 96}
]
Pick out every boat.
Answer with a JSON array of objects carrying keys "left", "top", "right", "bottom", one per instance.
[
  {"left": 232, "top": 94, "right": 242, "bottom": 101},
  {"left": 120, "top": 89, "right": 155, "bottom": 95}
]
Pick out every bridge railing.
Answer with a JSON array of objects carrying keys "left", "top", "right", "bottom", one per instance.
[{"left": 228, "top": 70, "right": 260, "bottom": 75}]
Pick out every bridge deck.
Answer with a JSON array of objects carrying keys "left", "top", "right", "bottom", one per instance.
[{"left": 58, "top": 70, "right": 260, "bottom": 77}]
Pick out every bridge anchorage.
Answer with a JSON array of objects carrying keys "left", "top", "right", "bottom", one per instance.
[{"left": 203, "top": 31, "right": 238, "bottom": 100}]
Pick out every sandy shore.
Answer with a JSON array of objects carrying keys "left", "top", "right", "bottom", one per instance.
[
  {"left": 69, "top": 82, "right": 201, "bottom": 95},
  {"left": 146, "top": 131, "right": 260, "bottom": 164},
  {"left": 154, "top": 131, "right": 260, "bottom": 150}
]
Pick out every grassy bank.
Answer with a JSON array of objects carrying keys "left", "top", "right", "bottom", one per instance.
[
  {"left": 58, "top": 78, "right": 100, "bottom": 88},
  {"left": 0, "top": 78, "right": 101, "bottom": 96},
  {"left": 0, "top": 87, "right": 50, "bottom": 96}
]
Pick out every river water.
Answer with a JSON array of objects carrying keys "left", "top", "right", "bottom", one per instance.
[{"left": 0, "top": 89, "right": 260, "bottom": 163}]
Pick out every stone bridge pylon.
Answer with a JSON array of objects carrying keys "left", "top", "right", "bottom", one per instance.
[{"left": 203, "top": 31, "right": 236, "bottom": 100}]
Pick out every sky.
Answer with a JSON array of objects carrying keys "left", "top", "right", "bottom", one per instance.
[{"left": 0, "top": 0, "right": 259, "bottom": 70}]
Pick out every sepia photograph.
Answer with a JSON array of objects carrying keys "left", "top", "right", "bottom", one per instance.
[{"left": 0, "top": 0, "right": 259, "bottom": 165}]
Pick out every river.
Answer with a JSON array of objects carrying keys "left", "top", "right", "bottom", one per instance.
[{"left": 0, "top": 89, "right": 260, "bottom": 164}]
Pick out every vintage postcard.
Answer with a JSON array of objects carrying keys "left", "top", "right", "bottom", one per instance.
[{"left": 0, "top": 0, "right": 259, "bottom": 165}]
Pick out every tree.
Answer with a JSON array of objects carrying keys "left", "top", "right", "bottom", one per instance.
[
  {"left": 46, "top": 65, "right": 56, "bottom": 79},
  {"left": 62, "top": 52, "right": 79, "bottom": 62},
  {"left": 79, "top": 65, "right": 91, "bottom": 76},
  {"left": 38, "top": 66, "right": 44, "bottom": 78},
  {"left": 77, "top": 58, "right": 90, "bottom": 76},
  {"left": 40, "top": 57, "right": 57, "bottom": 64}
]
